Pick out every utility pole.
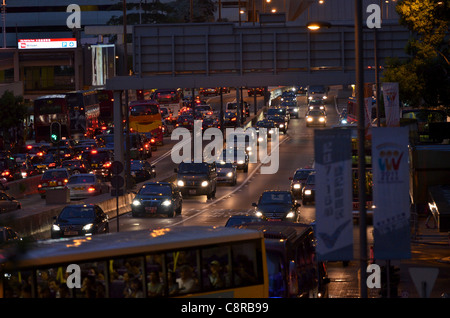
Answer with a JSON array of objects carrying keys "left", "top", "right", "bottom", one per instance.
[{"left": 123, "top": 0, "right": 131, "bottom": 190}]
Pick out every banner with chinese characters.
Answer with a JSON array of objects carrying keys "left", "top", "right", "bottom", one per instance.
[
  {"left": 372, "top": 127, "right": 411, "bottom": 259},
  {"left": 382, "top": 82, "right": 400, "bottom": 127},
  {"left": 314, "top": 129, "right": 353, "bottom": 261}
]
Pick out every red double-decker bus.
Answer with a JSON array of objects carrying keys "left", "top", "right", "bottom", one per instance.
[{"left": 33, "top": 94, "right": 71, "bottom": 143}]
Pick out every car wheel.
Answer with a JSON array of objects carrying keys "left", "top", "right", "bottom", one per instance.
[
  {"left": 176, "top": 202, "right": 182, "bottom": 215},
  {"left": 168, "top": 209, "right": 175, "bottom": 218}
]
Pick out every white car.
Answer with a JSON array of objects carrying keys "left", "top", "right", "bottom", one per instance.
[
  {"left": 216, "top": 162, "right": 237, "bottom": 186},
  {"left": 66, "top": 173, "right": 108, "bottom": 200}
]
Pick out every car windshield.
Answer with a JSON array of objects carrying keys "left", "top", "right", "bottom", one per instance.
[
  {"left": 259, "top": 192, "right": 292, "bottom": 205},
  {"left": 308, "top": 110, "right": 325, "bottom": 116},
  {"left": 267, "top": 115, "right": 283, "bottom": 122},
  {"left": 294, "top": 170, "right": 313, "bottom": 180},
  {"left": 256, "top": 121, "right": 274, "bottom": 128},
  {"left": 178, "top": 162, "right": 208, "bottom": 174},
  {"left": 217, "top": 162, "right": 233, "bottom": 168},
  {"left": 130, "top": 161, "right": 144, "bottom": 169},
  {"left": 42, "top": 170, "right": 68, "bottom": 180},
  {"left": 306, "top": 174, "right": 315, "bottom": 185},
  {"left": 68, "top": 175, "right": 95, "bottom": 184},
  {"left": 139, "top": 184, "right": 171, "bottom": 196},
  {"left": 59, "top": 206, "right": 95, "bottom": 220},
  {"left": 267, "top": 108, "right": 285, "bottom": 116}
]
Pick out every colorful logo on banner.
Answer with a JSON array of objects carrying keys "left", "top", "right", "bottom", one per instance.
[
  {"left": 382, "top": 82, "right": 400, "bottom": 127},
  {"left": 372, "top": 127, "right": 411, "bottom": 259}
]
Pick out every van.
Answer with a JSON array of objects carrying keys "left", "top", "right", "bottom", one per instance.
[{"left": 175, "top": 162, "right": 217, "bottom": 199}]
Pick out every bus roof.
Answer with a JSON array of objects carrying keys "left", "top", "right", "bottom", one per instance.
[
  {"left": 236, "top": 221, "right": 312, "bottom": 242},
  {"left": 4, "top": 226, "right": 263, "bottom": 269},
  {"left": 35, "top": 94, "right": 67, "bottom": 100}
]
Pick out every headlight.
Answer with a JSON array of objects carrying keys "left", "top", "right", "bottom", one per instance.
[
  {"left": 52, "top": 224, "right": 60, "bottom": 231},
  {"left": 304, "top": 189, "right": 312, "bottom": 195},
  {"left": 132, "top": 200, "right": 141, "bottom": 206},
  {"left": 226, "top": 172, "right": 233, "bottom": 177},
  {"left": 294, "top": 108, "right": 298, "bottom": 112},
  {"left": 320, "top": 106, "right": 324, "bottom": 110},
  {"left": 319, "top": 117, "right": 325, "bottom": 122},
  {"left": 237, "top": 160, "right": 244, "bottom": 164},
  {"left": 177, "top": 180, "right": 184, "bottom": 187},
  {"left": 293, "top": 184, "right": 301, "bottom": 189},
  {"left": 258, "top": 137, "right": 264, "bottom": 142},
  {"left": 286, "top": 211, "right": 295, "bottom": 218},
  {"left": 307, "top": 117, "right": 313, "bottom": 122},
  {"left": 268, "top": 129, "right": 274, "bottom": 134},
  {"left": 341, "top": 119, "right": 347, "bottom": 124},
  {"left": 308, "top": 96, "right": 312, "bottom": 100},
  {"left": 162, "top": 200, "right": 171, "bottom": 206},
  {"left": 82, "top": 223, "right": 94, "bottom": 231},
  {"left": 255, "top": 211, "right": 263, "bottom": 217},
  {"left": 323, "top": 96, "right": 327, "bottom": 99},
  {"left": 279, "top": 124, "right": 284, "bottom": 128},
  {"left": 246, "top": 146, "right": 252, "bottom": 152},
  {"left": 201, "top": 180, "right": 209, "bottom": 187}
]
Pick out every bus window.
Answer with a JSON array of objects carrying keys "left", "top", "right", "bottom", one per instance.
[
  {"left": 201, "top": 245, "right": 231, "bottom": 290},
  {"left": 109, "top": 256, "right": 144, "bottom": 298},
  {"left": 166, "top": 249, "right": 200, "bottom": 295},
  {"left": 266, "top": 251, "right": 286, "bottom": 297},
  {"left": 232, "top": 241, "right": 262, "bottom": 287},
  {"left": 145, "top": 254, "right": 165, "bottom": 297}
]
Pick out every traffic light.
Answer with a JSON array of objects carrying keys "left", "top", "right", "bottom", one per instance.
[{"left": 50, "top": 122, "right": 61, "bottom": 143}]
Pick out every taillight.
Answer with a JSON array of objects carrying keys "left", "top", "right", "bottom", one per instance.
[
  {"left": 2, "top": 171, "right": 10, "bottom": 176},
  {"left": 64, "top": 179, "right": 68, "bottom": 183},
  {"left": 104, "top": 162, "right": 112, "bottom": 168},
  {"left": 88, "top": 186, "right": 96, "bottom": 192}
]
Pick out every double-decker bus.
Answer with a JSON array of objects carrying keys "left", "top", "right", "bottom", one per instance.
[
  {"left": 0, "top": 226, "right": 269, "bottom": 298},
  {"left": 151, "top": 88, "right": 183, "bottom": 124},
  {"left": 129, "top": 100, "right": 164, "bottom": 146},
  {"left": 96, "top": 89, "right": 114, "bottom": 126},
  {"left": 66, "top": 90, "right": 101, "bottom": 140},
  {"left": 33, "top": 94, "right": 71, "bottom": 143}
]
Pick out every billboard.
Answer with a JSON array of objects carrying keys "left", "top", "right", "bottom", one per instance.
[
  {"left": 314, "top": 129, "right": 353, "bottom": 261},
  {"left": 91, "top": 44, "right": 116, "bottom": 86},
  {"left": 18, "top": 38, "right": 77, "bottom": 49}
]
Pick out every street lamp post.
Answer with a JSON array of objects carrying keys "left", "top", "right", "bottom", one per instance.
[{"left": 2, "top": 0, "right": 6, "bottom": 48}]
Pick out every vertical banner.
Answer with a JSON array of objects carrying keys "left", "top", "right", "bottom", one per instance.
[
  {"left": 372, "top": 127, "right": 411, "bottom": 259},
  {"left": 382, "top": 82, "right": 400, "bottom": 127},
  {"left": 314, "top": 129, "right": 353, "bottom": 261}
]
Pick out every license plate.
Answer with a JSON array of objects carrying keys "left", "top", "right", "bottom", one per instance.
[
  {"left": 50, "top": 181, "right": 57, "bottom": 186},
  {"left": 64, "top": 231, "right": 78, "bottom": 236},
  {"left": 92, "top": 164, "right": 98, "bottom": 168},
  {"left": 183, "top": 122, "right": 188, "bottom": 125},
  {"left": 145, "top": 207, "right": 157, "bottom": 213},
  {"left": 74, "top": 187, "right": 85, "bottom": 190},
  {"left": 189, "top": 189, "right": 196, "bottom": 195}
]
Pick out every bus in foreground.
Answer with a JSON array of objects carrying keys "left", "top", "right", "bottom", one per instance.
[
  {"left": 0, "top": 226, "right": 268, "bottom": 298},
  {"left": 129, "top": 100, "right": 164, "bottom": 146},
  {"left": 34, "top": 94, "right": 71, "bottom": 143}
]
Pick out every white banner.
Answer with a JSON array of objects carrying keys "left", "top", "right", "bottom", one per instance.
[
  {"left": 382, "top": 82, "right": 400, "bottom": 127},
  {"left": 372, "top": 127, "right": 411, "bottom": 259},
  {"left": 314, "top": 129, "right": 353, "bottom": 261}
]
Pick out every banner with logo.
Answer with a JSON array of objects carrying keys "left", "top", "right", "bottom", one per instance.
[
  {"left": 382, "top": 82, "right": 400, "bottom": 127},
  {"left": 372, "top": 127, "right": 411, "bottom": 259},
  {"left": 314, "top": 129, "right": 353, "bottom": 261}
]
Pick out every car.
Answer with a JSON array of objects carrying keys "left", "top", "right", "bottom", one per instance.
[
  {"left": 281, "top": 100, "right": 299, "bottom": 118},
  {"left": 0, "top": 191, "right": 21, "bottom": 213},
  {"left": 0, "top": 226, "right": 22, "bottom": 245},
  {"left": 46, "top": 146, "right": 74, "bottom": 160},
  {"left": 302, "top": 172, "right": 316, "bottom": 204},
  {"left": 216, "top": 161, "right": 237, "bottom": 185},
  {"left": 267, "top": 107, "right": 289, "bottom": 123},
  {"left": 51, "top": 204, "right": 109, "bottom": 239},
  {"left": 66, "top": 173, "right": 107, "bottom": 200},
  {"left": 31, "top": 153, "right": 58, "bottom": 173},
  {"left": 307, "top": 99, "right": 326, "bottom": 112},
  {"left": 305, "top": 110, "right": 327, "bottom": 127},
  {"left": 38, "top": 168, "right": 70, "bottom": 199},
  {"left": 224, "top": 214, "right": 263, "bottom": 227},
  {"left": 60, "top": 159, "right": 92, "bottom": 174},
  {"left": 222, "top": 147, "right": 249, "bottom": 172},
  {"left": 175, "top": 114, "right": 195, "bottom": 130},
  {"left": 0, "top": 156, "right": 23, "bottom": 181},
  {"left": 267, "top": 115, "right": 288, "bottom": 134},
  {"left": 223, "top": 111, "right": 238, "bottom": 128},
  {"left": 131, "top": 182, "right": 182, "bottom": 217},
  {"left": 200, "top": 87, "right": 219, "bottom": 96},
  {"left": 175, "top": 161, "right": 217, "bottom": 199},
  {"left": 289, "top": 168, "right": 315, "bottom": 199},
  {"left": 255, "top": 119, "right": 277, "bottom": 141},
  {"left": 226, "top": 102, "right": 249, "bottom": 117},
  {"left": 248, "top": 87, "right": 264, "bottom": 96},
  {"left": 201, "top": 117, "right": 220, "bottom": 130},
  {"left": 196, "top": 104, "right": 214, "bottom": 118},
  {"left": 252, "top": 190, "right": 300, "bottom": 221},
  {"left": 81, "top": 148, "right": 114, "bottom": 180},
  {"left": 130, "top": 160, "right": 156, "bottom": 183}
]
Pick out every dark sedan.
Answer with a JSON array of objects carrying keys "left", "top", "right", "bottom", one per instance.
[
  {"left": 130, "top": 160, "right": 156, "bottom": 183},
  {"left": 267, "top": 115, "right": 288, "bottom": 134},
  {"left": 51, "top": 204, "right": 109, "bottom": 239},
  {"left": 289, "top": 168, "right": 315, "bottom": 199},
  {"left": 252, "top": 190, "right": 300, "bottom": 221},
  {"left": 302, "top": 172, "right": 316, "bottom": 205},
  {"left": 60, "top": 159, "right": 92, "bottom": 174},
  {"left": 131, "top": 182, "right": 182, "bottom": 217}
]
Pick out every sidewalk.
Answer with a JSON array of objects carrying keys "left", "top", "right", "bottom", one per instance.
[{"left": 327, "top": 215, "right": 450, "bottom": 298}]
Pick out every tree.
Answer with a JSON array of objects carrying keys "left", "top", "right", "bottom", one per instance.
[
  {"left": 382, "top": 0, "right": 449, "bottom": 108},
  {"left": 0, "top": 91, "right": 27, "bottom": 148}
]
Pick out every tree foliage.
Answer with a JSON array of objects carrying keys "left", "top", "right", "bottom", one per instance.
[
  {"left": 0, "top": 90, "right": 26, "bottom": 132},
  {"left": 382, "top": 0, "right": 449, "bottom": 107}
]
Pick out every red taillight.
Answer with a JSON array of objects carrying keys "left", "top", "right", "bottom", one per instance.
[
  {"left": 88, "top": 186, "right": 96, "bottom": 192},
  {"left": 49, "top": 163, "right": 56, "bottom": 167},
  {"left": 104, "top": 162, "right": 112, "bottom": 168},
  {"left": 150, "top": 138, "right": 155, "bottom": 143},
  {"left": 63, "top": 179, "right": 68, "bottom": 184},
  {"left": 91, "top": 150, "right": 98, "bottom": 154},
  {"left": 27, "top": 145, "right": 32, "bottom": 149}
]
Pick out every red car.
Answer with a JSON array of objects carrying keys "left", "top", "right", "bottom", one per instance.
[{"left": 38, "top": 168, "right": 70, "bottom": 199}]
